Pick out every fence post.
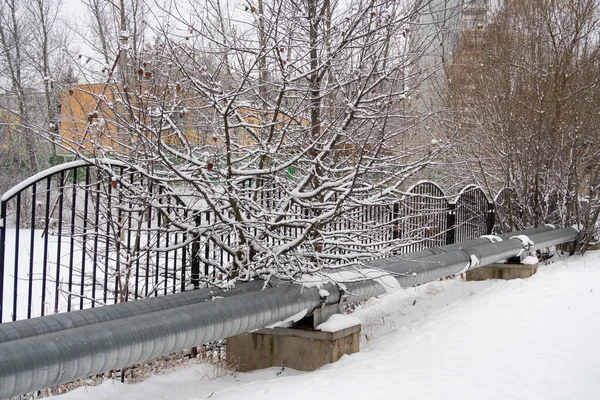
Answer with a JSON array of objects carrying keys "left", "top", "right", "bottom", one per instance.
[
  {"left": 191, "top": 214, "right": 201, "bottom": 290},
  {"left": 487, "top": 202, "right": 496, "bottom": 235},
  {"left": 0, "top": 200, "right": 5, "bottom": 323},
  {"left": 446, "top": 203, "right": 456, "bottom": 245},
  {"left": 392, "top": 203, "right": 399, "bottom": 240}
]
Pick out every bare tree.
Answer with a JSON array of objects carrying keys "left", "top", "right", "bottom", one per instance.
[
  {"left": 0, "top": 0, "right": 79, "bottom": 195},
  {"left": 443, "top": 0, "right": 600, "bottom": 249},
  {"left": 25, "top": 0, "right": 76, "bottom": 160},
  {"left": 0, "top": 0, "right": 39, "bottom": 174},
  {"left": 51, "top": 0, "right": 458, "bottom": 285},
  {"left": 75, "top": 0, "right": 149, "bottom": 76}
]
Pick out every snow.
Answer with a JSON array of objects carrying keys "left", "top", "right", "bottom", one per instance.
[
  {"left": 373, "top": 273, "right": 401, "bottom": 294},
  {"left": 458, "top": 254, "right": 479, "bottom": 274},
  {"left": 297, "top": 274, "right": 325, "bottom": 289},
  {"left": 481, "top": 234, "right": 503, "bottom": 243},
  {"left": 453, "top": 183, "right": 489, "bottom": 203},
  {"left": 404, "top": 180, "right": 445, "bottom": 199},
  {"left": 510, "top": 234, "right": 535, "bottom": 249},
  {"left": 469, "top": 254, "right": 480, "bottom": 269},
  {"left": 1, "top": 229, "right": 88, "bottom": 321},
  {"left": 1, "top": 227, "right": 185, "bottom": 322},
  {"left": 52, "top": 251, "right": 600, "bottom": 400},
  {"left": 1, "top": 159, "right": 126, "bottom": 202},
  {"left": 316, "top": 314, "right": 361, "bottom": 332},
  {"left": 301, "top": 268, "right": 402, "bottom": 295},
  {"left": 299, "top": 267, "right": 404, "bottom": 298},
  {"left": 264, "top": 309, "right": 307, "bottom": 329},
  {"left": 522, "top": 255, "right": 539, "bottom": 265}
]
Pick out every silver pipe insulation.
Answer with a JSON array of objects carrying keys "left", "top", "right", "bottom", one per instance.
[
  {"left": 0, "top": 280, "right": 266, "bottom": 345},
  {"left": 0, "top": 284, "right": 323, "bottom": 398},
  {"left": 0, "top": 226, "right": 578, "bottom": 398},
  {"left": 0, "top": 226, "right": 556, "bottom": 345},
  {"left": 529, "top": 228, "right": 579, "bottom": 250},
  {"left": 363, "top": 225, "right": 555, "bottom": 269},
  {"left": 368, "top": 227, "right": 579, "bottom": 291}
]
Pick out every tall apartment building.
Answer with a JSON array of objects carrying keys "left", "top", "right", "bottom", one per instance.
[{"left": 409, "top": 0, "right": 490, "bottom": 116}]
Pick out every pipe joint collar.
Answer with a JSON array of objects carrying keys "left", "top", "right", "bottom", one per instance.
[
  {"left": 481, "top": 234, "right": 503, "bottom": 244},
  {"left": 509, "top": 235, "right": 534, "bottom": 251}
]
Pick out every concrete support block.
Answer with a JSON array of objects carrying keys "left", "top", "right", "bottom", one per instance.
[
  {"left": 466, "top": 263, "right": 539, "bottom": 281},
  {"left": 226, "top": 324, "right": 361, "bottom": 372}
]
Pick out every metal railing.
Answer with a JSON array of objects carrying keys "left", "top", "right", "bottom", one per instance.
[{"left": 0, "top": 160, "right": 496, "bottom": 323}]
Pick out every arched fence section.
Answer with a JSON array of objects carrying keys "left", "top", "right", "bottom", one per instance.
[
  {"left": 1, "top": 161, "right": 500, "bottom": 323},
  {"left": 399, "top": 181, "right": 449, "bottom": 253},
  {"left": 0, "top": 160, "right": 206, "bottom": 323},
  {"left": 453, "top": 185, "right": 495, "bottom": 243}
]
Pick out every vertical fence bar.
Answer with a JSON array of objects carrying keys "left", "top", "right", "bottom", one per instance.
[
  {"left": 204, "top": 211, "right": 210, "bottom": 278},
  {"left": 91, "top": 177, "right": 101, "bottom": 308},
  {"left": 487, "top": 202, "right": 496, "bottom": 235},
  {"left": 27, "top": 183, "right": 36, "bottom": 319},
  {"left": 0, "top": 200, "right": 6, "bottom": 323},
  {"left": 473, "top": 190, "right": 478, "bottom": 239},
  {"left": 446, "top": 202, "right": 456, "bottom": 245},
  {"left": 226, "top": 213, "right": 232, "bottom": 273},
  {"left": 180, "top": 210, "right": 188, "bottom": 293},
  {"left": 12, "top": 193, "right": 21, "bottom": 321},
  {"left": 414, "top": 191, "right": 421, "bottom": 252},
  {"left": 145, "top": 182, "right": 152, "bottom": 298},
  {"left": 134, "top": 176, "right": 143, "bottom": 299},
  {"left": 126, "top": 172, "right": 134, "bottom": 301},
  {"left": 191, "top": 215, "right": 200, "bottom": 289},
  {"left": 41, "top": 177, "right": 51, "bottom": 316},
  {"left": 154, "top": 187, "right": 162, "bottom": 297},
  {"left": 164, "top": 201, "right": 170, "bottom": 296},
  {"left": 180, "top": 234, "right": 187, "bottom": 292},
  {"left": 219, "top": 227, "right": 225, "bottom": 274},
  {"left": 67, "top": 169, "right": 78, "bottom": 312},
  {"left": 115, "top": 167, "right": 124, "bottom": 303},
  {"left": 79, "top": 167, "right": 91, "bottom": 310},
  {"left": 172, "top": 216, "right": 178, "bottom": 294},
  {"left": 55, "top": 171, "right": 65, "bottom": 314},
  {"left": 134, "top": 196, "right": 141, "bottom": 300},
  {"left": 103, "top": 178, "right": 112, "bottom": 305}
]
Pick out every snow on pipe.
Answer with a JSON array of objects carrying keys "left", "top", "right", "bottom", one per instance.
[
  {"left": 0, "top": 227, "right": 557, "bottom": 344},
  {"left": 380, "top": 227, "right": 579, "bottom": 289},
  {"left": 288, "top": 227, "right": 577, "bottom": 303},
  {"left": 0, "top": 227, "right": 579, "bottom": 398},
  {"left": 363, "top": 226, "right": 556, "bottom": 269}
]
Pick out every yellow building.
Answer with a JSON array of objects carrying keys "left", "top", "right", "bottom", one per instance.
[
  {"left": 60, "top": 83, "right": 120, "bottom": 153},
  {"left": 59, "top": 83, "right": 308, "bottom": 155}
]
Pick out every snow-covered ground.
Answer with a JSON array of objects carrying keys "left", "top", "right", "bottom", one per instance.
[{"left": 55, "top": 251, "right": 600, "bottom": 400}]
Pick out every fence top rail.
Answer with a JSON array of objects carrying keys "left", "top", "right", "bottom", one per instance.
[
  {"left": 0, "top": 158, "right": 126, "bottom": 202},
  {"left": 494, "top": 187, "right": 517, "bottom": 202},
  {"left": 450, "top": 184, "right": 492, "bottom": 205},
  {"left": 403, "top": 180, "right": 447, "bottom": 199}
]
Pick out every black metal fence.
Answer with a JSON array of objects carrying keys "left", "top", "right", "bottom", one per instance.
[{"left": 0, "top": 160, "right": 496, "bottom": 323}]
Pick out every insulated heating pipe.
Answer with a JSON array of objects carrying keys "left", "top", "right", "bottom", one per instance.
[
  {"left": 0, "top": 227, "right": 578, "bottom": 397},
  {"left": 0, "top": 226, "right": 554, "bottom": 344}
]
